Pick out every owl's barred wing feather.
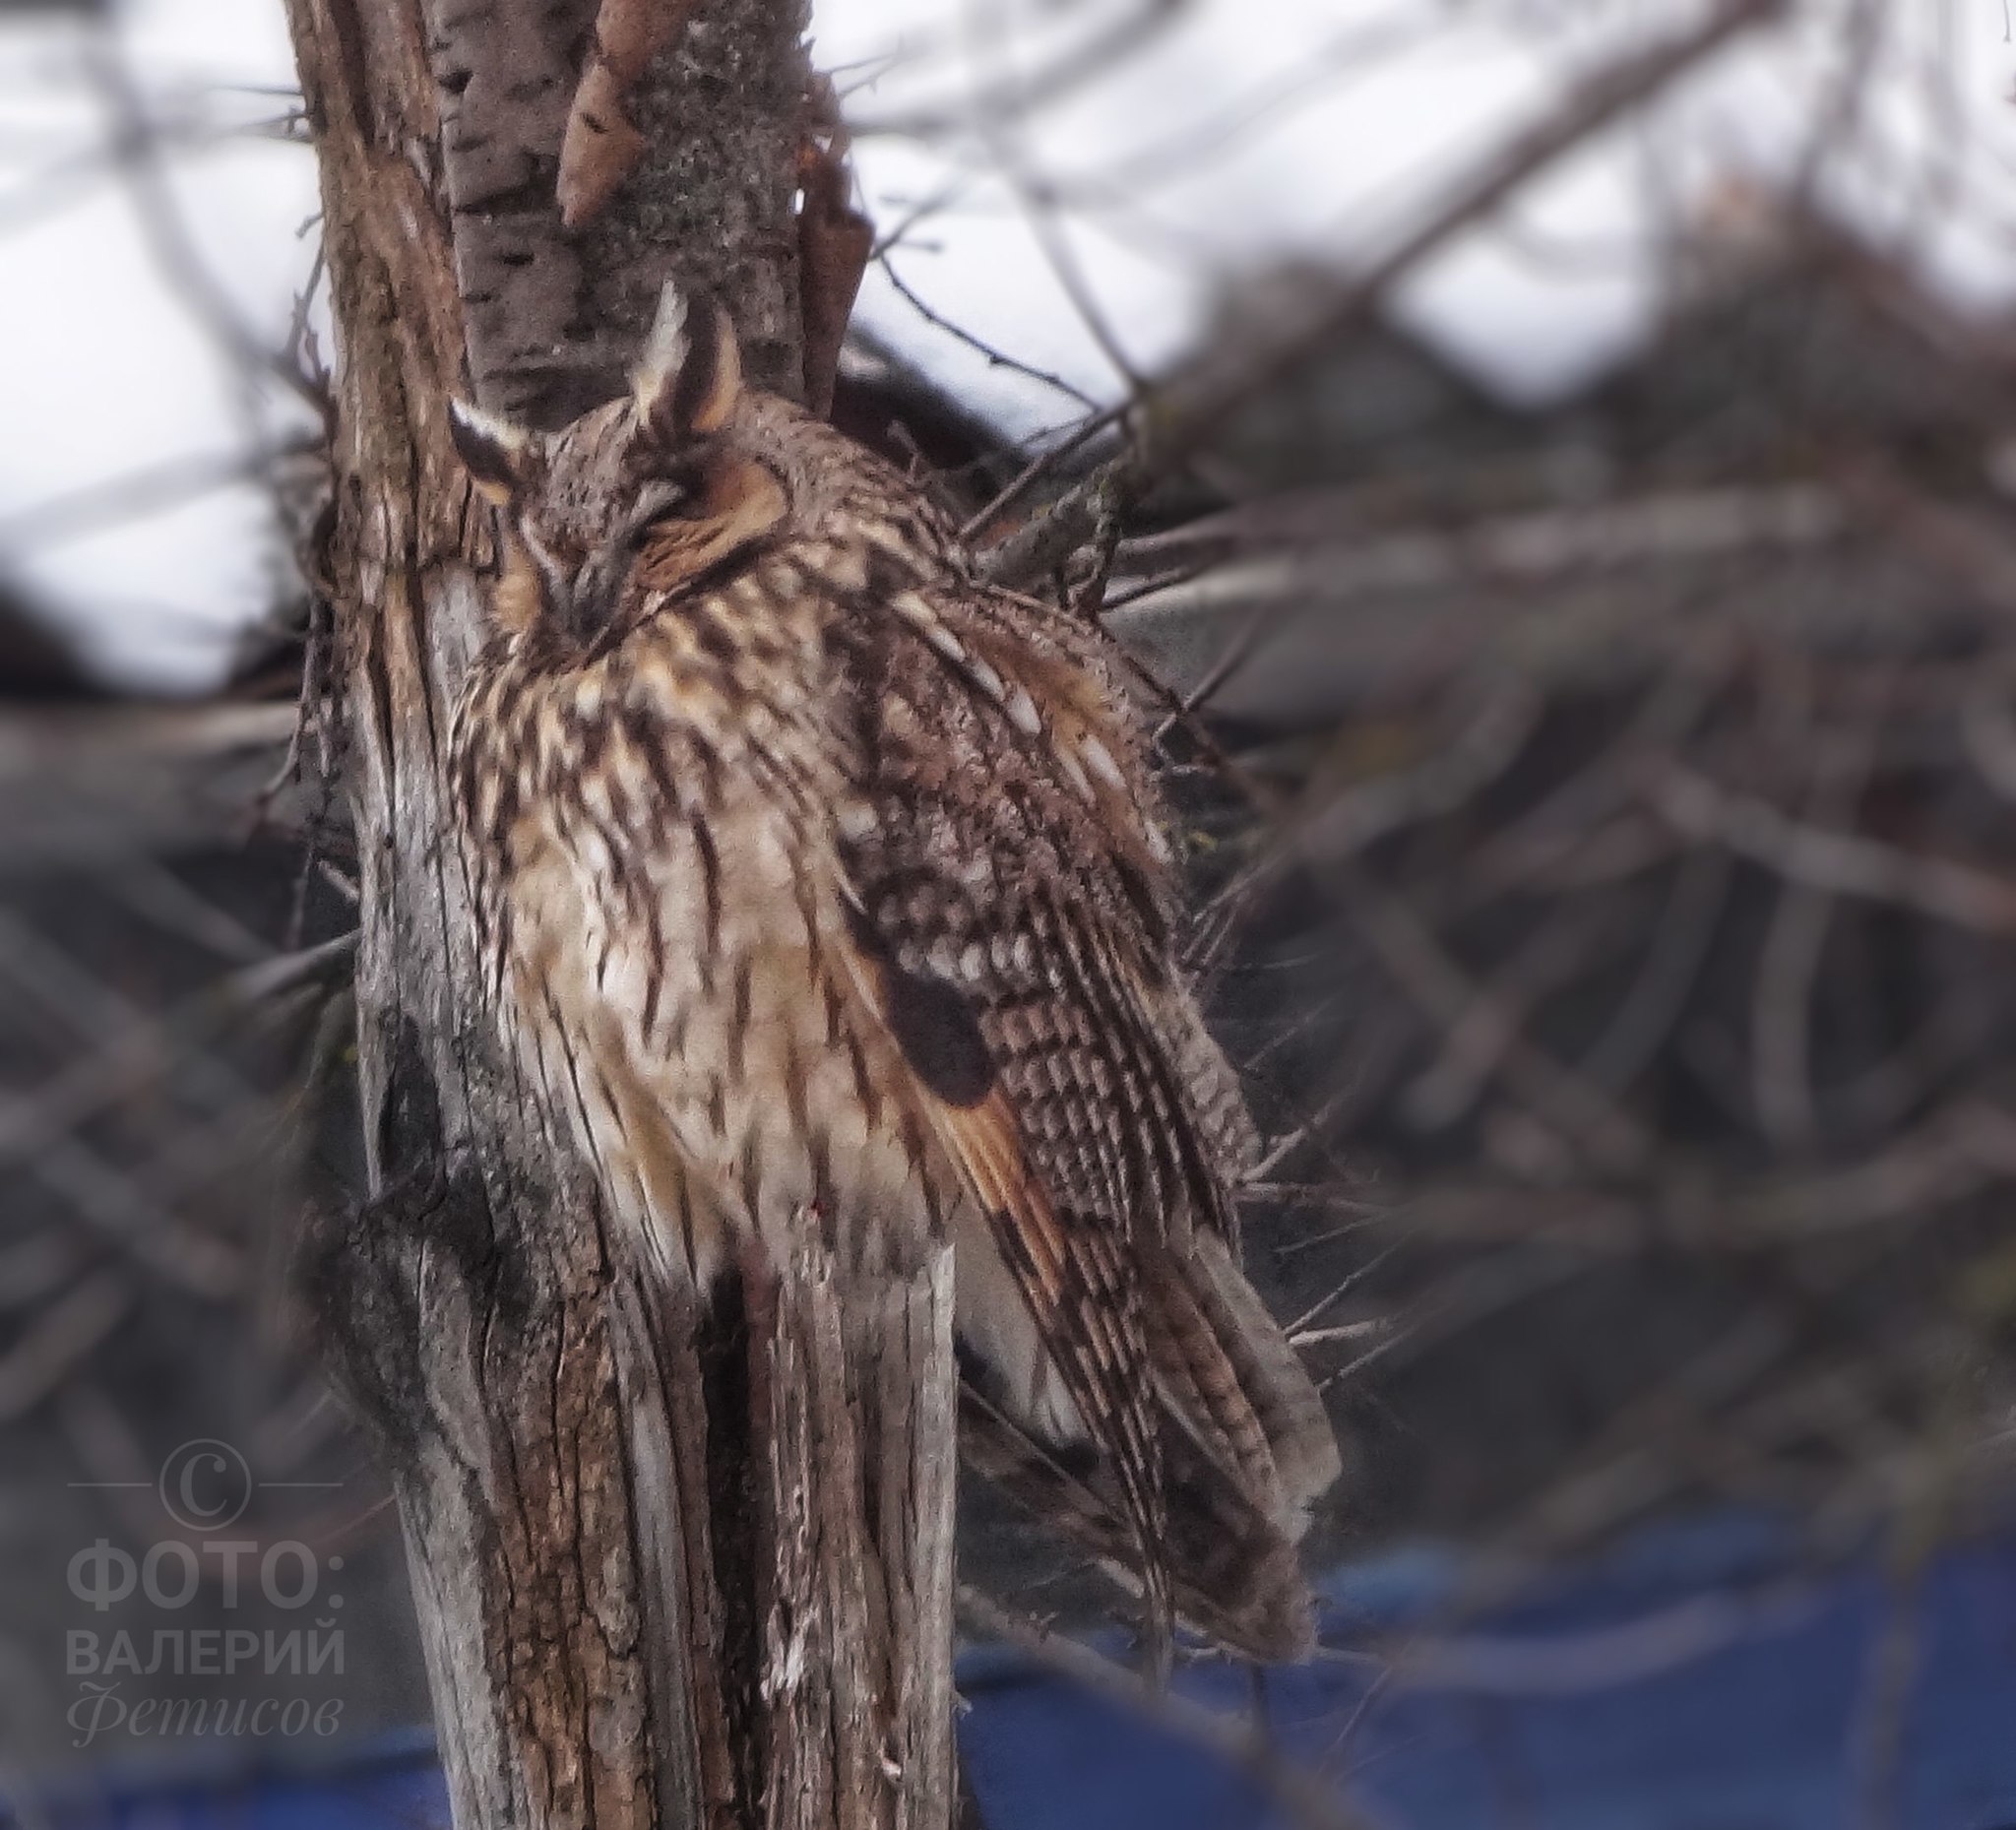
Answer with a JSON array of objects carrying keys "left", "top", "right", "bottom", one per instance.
[
  {"left": 958, "top": 1381, "right": 1318, "bottom": 1661},
  {"left": 838, "top": 898, "right": 1177, "bottom": 1659},
  {"left": 829, "top": 585, "right": 1339, "bottom": 1659}
]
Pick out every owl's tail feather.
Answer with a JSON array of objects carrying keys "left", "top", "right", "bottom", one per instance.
[
  {"left": 960, "top": 1379, "right": 1321, "bottom": 1664},
  {"left": 1144, "top": 1231, "right": 1344, "bottom": 1543}
]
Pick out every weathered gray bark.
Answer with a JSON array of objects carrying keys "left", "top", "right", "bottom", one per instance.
[
  {"left": 430, "top": 0, "right": 808, "bottom": 423},
  {"left": 281, "top": 3, "right": 960, "bottom": 1827}
]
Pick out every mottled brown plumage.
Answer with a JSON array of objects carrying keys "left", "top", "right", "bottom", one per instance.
[{"left": 443, "top": 285, "right": 1341, "bottom": 1664}]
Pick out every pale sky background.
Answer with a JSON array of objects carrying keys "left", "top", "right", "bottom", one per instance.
[{"left": 0, "top": 0, "right": 2013, "bottom": 690}]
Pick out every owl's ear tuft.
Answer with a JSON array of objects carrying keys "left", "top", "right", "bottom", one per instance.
[
  {"left": 448, "top": 399, "right": 535, "bottom": 506},
  {"left": 634, "top": 281, "right": 742, "bottom": 449}
]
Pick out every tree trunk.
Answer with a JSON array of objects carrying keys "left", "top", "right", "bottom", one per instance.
[{"left": 281, "top": 4, "right": 960, "bottom": 1827}]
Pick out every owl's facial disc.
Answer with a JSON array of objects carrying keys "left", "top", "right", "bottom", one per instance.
[
  {"left": 447, "top": 284, "right": 772, "bottom": 643},
  {"left": 566, "top": 477, "right": 694, "bottom": 634}
]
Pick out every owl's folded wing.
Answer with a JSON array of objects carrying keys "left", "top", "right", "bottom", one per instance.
[{"left": 827, "top": 592, "right": 1338, "bottom": 1658}]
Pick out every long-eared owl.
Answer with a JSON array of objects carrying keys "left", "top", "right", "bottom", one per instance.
[{"left": 444, "top": 284, "right": 1341, "bottom": 1662}]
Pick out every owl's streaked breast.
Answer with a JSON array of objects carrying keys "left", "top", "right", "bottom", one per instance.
[{"left": 450, "top": 551, "right": 959, "bottom": 1294}]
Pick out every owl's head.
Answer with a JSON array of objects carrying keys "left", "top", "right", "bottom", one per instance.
[{"left": 447, "top": 284, "right": 788, "bottom": 642}]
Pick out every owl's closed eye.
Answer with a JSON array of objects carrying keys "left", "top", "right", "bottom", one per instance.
[{"left": 448, "top": 289, "right": 785, "bottom": 642}]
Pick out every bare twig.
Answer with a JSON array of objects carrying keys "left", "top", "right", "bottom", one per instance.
[
  {"left": 983, "top": 0, "right": 1791, "bottom": 586},
  {"left": 957, "top": 1585, "right": 1371, "bottom": 1830},
  {"left": 82, "top": 43, "right": 330, "bottom": 425},
  {"left": 1649, "top": 766, "right": 2016, "bottom": 934}
]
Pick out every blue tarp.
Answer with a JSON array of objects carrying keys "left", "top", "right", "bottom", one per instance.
[{"left": 16, "top": 1513, "right": 2016, "bottom": 1830}]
